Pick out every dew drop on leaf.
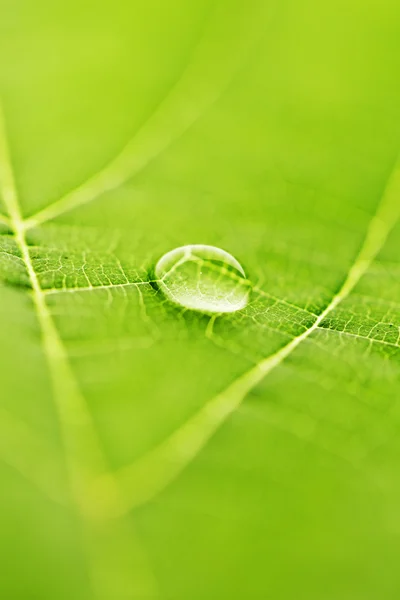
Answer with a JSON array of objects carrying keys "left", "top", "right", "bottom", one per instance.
[{"left": 154, "top": 244, "right": 250, "bottom": 314}]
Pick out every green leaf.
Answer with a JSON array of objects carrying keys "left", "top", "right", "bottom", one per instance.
[{"left": 1, "top": 1, "right": 400, "bottom": 598}]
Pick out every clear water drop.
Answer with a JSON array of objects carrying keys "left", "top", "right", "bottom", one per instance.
[{"left": 154, "top": 244, "right": 250, "bottom": 314}]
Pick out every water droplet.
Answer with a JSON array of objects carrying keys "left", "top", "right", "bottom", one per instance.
[{"left": 154, "top": 244, "right": 250, "bottom": 314}]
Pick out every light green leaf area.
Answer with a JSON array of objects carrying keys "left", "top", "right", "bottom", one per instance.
[{"left": 1, "top": 1, "right": 400, "bottom": 598}]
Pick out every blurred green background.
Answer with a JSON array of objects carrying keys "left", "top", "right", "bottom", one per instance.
[{"left": 1, "top": 0, "right": 400, "bottom": 598}]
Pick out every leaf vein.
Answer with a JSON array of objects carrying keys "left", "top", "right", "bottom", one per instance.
[
  {"left": 0, "top": 101, "right": 157, "bottom": 598},
  {"left": 115, "top": 156, "right": 400, "bottom": 509}
]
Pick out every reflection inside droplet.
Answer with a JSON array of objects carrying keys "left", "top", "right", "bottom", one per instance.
[{"left": 154, "top": 244, "right": 250, "bottom": 314}]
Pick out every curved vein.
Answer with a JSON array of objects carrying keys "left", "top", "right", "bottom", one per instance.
[
  {"left": 0, "top": 102, "right": 157, "bottom": 598},
  {"left": 116, "top": 156, "right": 400, "bottom": 510},
  {"left": 0, "top": 103, "right": 119, "bottom": 518},
  {"left": 23, "top": 1, "right": 270, "bottom": 230}
]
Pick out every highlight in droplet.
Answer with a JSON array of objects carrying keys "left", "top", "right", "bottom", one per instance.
[{"left": 154, "top": 244, "right": 250, "bottom": 314}]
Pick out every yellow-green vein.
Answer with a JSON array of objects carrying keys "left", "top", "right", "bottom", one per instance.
[
  {"left": 114, "top": 156, "right": 400, "bottom": 510},
  {"left": 0, "top": 102, "right": 157, "bottom": 600},
  {"left": 23, "top": 0, "right": 270, "bottom": 230}
]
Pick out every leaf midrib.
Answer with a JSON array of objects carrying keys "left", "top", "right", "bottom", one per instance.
[{"left": 0, "top": 102, "right": 158, "bottom": 598}]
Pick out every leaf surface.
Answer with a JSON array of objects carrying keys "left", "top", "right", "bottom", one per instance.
[{"left": 1, "top": 1, "right": 400, "bottom": 598}]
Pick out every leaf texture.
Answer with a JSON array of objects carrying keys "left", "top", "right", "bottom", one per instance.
[{"left": 1, "top": 1, "right": 400, "bottom": 599}]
